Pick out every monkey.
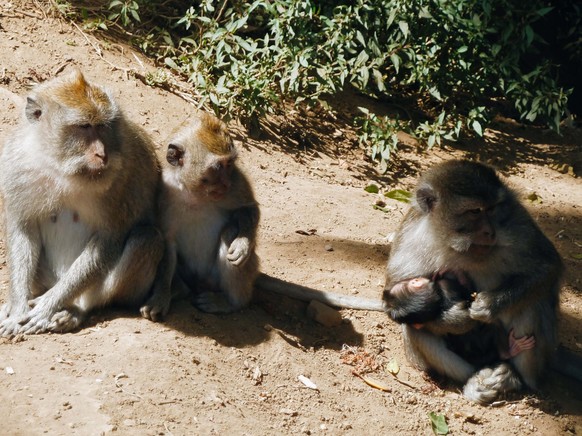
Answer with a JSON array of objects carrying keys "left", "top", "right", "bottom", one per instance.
[
  {"left": 382, "top": 159, "right": 564, "bottom": 404},
  {"left": 384, "top": 273, "right": 475, "bottom": 328},
  {"left": 140, "top": 111, "right": 259, "bottom": 319},
  {"left": 0, "top": 70, "right": 163, "bottom": 337},
  {"left": 385, "top": 273, "right": 536, "bottom": 367}
]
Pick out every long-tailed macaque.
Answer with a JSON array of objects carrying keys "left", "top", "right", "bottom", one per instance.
[
  {"left": 140, "top": 112, "right": 259, "bottom": 319},
  {"left": 0, "top": 70, "right": 163, "bottom": 336},
  {"left": 385, "top": 274, "right": 536, "bottom": 367},
  {"left": 382, "top": 159, "right": 563, "bottom": 404}
]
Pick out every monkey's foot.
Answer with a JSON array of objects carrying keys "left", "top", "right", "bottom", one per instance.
[
  {"left": 140, "top": 293, "right": 171, "bottom": 322},
  {"left": 193, "top": 292, "right": 238, "bottom": 314},
  {"left": 0, "top": 316, "right": 23, "bottom": 338},
  {"left": 506, "top": 329, "right": 536, "bottom": 359},
  {"left": 48, "top": 309, "right": 84, "bottom": 333},
  {"left": 0, "top": 303, "right": 11, "bottom": 322},
  {"left": 463, "top": 363, "right": 522, "bottom": 405}
]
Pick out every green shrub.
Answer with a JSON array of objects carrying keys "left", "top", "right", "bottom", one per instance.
[{"left": 70, "top": 0, "right": 576, "bottom": 170}]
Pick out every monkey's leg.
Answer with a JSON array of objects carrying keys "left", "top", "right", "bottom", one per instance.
[
  {"left": 46, "top": 226, "right": 163, "bottom": 333},
  {"left": 0, "top": 222, "right": 42, "bottom": 337},
  {"left": 194, "top": 241, "right": 259, "bottom": 314},
  {"left": 463, "top": 363, "right": 522, "bottom": 404},
  {"left": 403, "top": 325, "right": 475, "bottom": 383},
  {"left": 503, "top": 304, "right": 557, "bottom": 390},
  {"left": 141, "top": 241, "right": 177, "bottom": 322}
]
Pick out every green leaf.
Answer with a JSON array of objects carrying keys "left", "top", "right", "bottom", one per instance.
[
  {"left": 472, "top": 120, "right": 483, "bottom": 136},
  {"left": 385, "top": 189, "right": 412, "bottom": 203},
  {"left": 386, "top": 360, "right": 400, "bottom": 375},
  {"left": 390, "top": 54, "right": 400, "bottom": 74},
  {"left": 537, "top": 6, "right": 554, "bottom": 17},
  {"left": 429, "top": 412, "right": 449, "bottom": 435},
  {"left": 364, "top": 184, "right": 380, "bottom": 194},
  {"left": 164, "top": 57, "right": 180, "bottom": 71},
  {"left": 398, "top": 21, "right": 409, "bottom": 38},
  {"left": 571, "top": 253, "right": 582, "bottom": 260},
  {"left": 525, "top": 25, "right": 534, "bottom": 46}
]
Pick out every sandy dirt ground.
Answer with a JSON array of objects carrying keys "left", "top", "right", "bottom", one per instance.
[{"left": 1, "top": 2, "right": 582, "bottom": 435}]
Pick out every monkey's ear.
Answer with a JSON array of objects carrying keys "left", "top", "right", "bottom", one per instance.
[
  {"left": 416, "top": 184, "right": 437, "bottom": 213},
  {"left": 25, "top": 97, "right": 42, "bottom": 122},
  {"left": 167, "top": 143, "right": 184, "bottom": 167}
]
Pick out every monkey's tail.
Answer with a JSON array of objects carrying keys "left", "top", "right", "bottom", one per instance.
[
  {"left": 552, "top": 345, "right": 582, "bottom": 384},
  {"left": 255, "top": 273, "right": 386, "bottom": 312}
]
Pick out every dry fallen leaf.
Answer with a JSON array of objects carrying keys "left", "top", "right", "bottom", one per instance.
[{"left": 353, "top": 371, "right": 391, "bottom": 392}]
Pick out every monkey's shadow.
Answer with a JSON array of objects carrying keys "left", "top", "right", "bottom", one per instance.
[{"left": 152, "top": 294, "right": 365, "bottom": 350}]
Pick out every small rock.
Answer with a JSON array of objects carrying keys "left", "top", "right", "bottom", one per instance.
[
  {"left": 307, "top": 300, "right": 342, "bottom": 327},
  {"left": 123, "top": 419, "right": 136, "bottom": 427},
  {"left": 324, "top": 244, "right": 334, "bottom": 252}
]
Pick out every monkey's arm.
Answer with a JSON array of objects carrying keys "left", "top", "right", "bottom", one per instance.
[
  {"left": 17, "top": 234, "right": 116, "bottom": 334},
  {"left": 255, "top": 274, "right": 386, "bottom": 311},
  {"left": 225, "top": 204, "right": 260, "bottom": 266},
  {"left": 140, "top": 242, "right": 177, "bottom": 322},
  {"left": 0, "top": 219, "right": 42, "bottom": 336},
  {"left": 470, "top": 267, "right": 561, "bottom": 322}
]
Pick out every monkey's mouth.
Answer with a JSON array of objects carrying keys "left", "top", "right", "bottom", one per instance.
[{"left": 468, "top": 244, "right": 494, "bottom": 256}]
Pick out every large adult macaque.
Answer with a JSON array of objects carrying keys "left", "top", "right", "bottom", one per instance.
[
  {"left": 0, "top": 70, "right": 163, "bottom": 336},
  {"left": 140, "top": 112, "right": 259, "bottom": 319},
  {"left": 382, "top": 159, "right": 563, "bottom": 404}
]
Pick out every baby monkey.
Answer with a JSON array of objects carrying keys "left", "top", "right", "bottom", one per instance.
[
  {"left": 141, "top": 112, "right": 259, "bottom": 320},
  {"left": 386, "top": 273, "right": 535, "bottom": 365}
]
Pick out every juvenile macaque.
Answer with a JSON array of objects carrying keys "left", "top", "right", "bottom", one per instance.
[
  {"left": 0, "top": 70, "right": 163, "bottom": 336},
  {"left": 383, "top": 160, "right": 563, "bottom": 404},
  {"left": 385, "top": 274, "right": 535, "bottom": 367},
  {"left": 384, "top": 273, "right": 475, "bottom": 328},
  {"left": 140, "top": 112, "right": 259, "bottom": 318}
]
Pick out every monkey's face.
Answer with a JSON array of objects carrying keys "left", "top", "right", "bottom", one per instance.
[
  {"left": 383, "top": 278, "right": 442, "bottom": 325},
  {"left": 441, "top": 197, "right": 500, "bottom": 257},
  {"left": 25, "top": 80, "right": 121, "bottom": 185},
  {"left": 166, "top": 142, "right": 235, "bottom": 202},
  {"left": 59, "top": 122, "right": 120, "bottom": 180},
  {"left": 194, "top": 156, "right": 234, "bottom": 201},
  {"left": 416, "top": 160, "right": 513, "bottom": 260}
]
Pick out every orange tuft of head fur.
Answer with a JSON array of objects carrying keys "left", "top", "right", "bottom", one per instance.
[
  {"left": 197, "top": 111, "right": 234, "bottom": 156},
  {"left": 47, "top": 70, "right": 116, "bottom": 123}
]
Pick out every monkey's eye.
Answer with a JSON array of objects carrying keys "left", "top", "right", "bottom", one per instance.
[
  {"left": 79, "top": 123, "right": 92, "bottom": 130},
  {"left": 201, "top": 177, "right": 210, "bottom": 185},
  {"left": 167, "top": 143, "right": 185, "bottom": 167},
  {"left": 468, "top": 208, "right": 482, "bottom": 215}
]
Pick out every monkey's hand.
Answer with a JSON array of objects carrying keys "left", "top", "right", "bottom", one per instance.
[
  {"left": 469, "top": 294, "right": 494, "bottom": 323},
  {"left": 48, "top": 309, "right": 84, "bottom": 333},
  {"left": 227, "top": 236, "right": 251, "bottom": 266}
]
